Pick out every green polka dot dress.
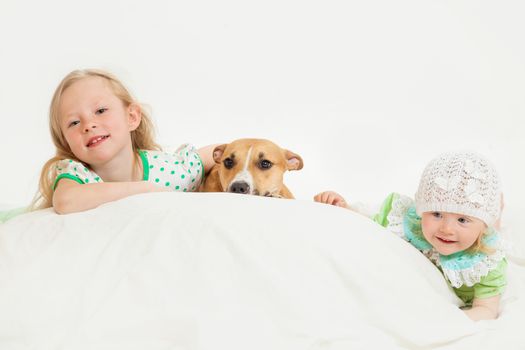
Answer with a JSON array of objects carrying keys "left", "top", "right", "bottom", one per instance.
[{"left": 52, "top": 143, "right": 204, "bottom": 192}]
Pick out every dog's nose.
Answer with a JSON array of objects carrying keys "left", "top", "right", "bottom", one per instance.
[{"left": 229, "top": 181, "right": 250, "bottom": 194}]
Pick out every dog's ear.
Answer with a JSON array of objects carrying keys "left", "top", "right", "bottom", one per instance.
[
  {"left": 213, "top": 144, "right": 228, "bottom": 164},
  {"left": 285, "top": 150, "right": 303, "bottom": 171}
]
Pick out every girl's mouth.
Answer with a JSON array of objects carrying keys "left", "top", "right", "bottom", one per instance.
[{"left": 86, "top": 135, "right": 110, "bottom": 147}]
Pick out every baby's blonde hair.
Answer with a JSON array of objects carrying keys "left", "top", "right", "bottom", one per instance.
[
  {"left": 468, "top": 229, "right": 495, "bottom": 255},
  {"left": 32, "top": 69, "right": 161, "bottom": 210}
]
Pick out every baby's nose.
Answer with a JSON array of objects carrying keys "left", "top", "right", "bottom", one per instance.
[{"left": 440, "top": 220, "right": 455, "bottom": 233}]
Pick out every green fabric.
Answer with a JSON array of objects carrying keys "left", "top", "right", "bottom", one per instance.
[
  {"left": 197, "top": 151, "right": 205, "bottom": 183},
  {"left": 52, "top": 146, "right": 204, "bottom": 193},
  {"left": 139, "top": 150, "right": 149, "bottom": 181},
  {"left": 53, "top": 173, "right": 85, "bottom": 190},
  {"left": 0, "top": 207, "right": 27, "bottom": 224},
  {"left": 373, "top": 192, "right": 397, "bottom": 227},
  {"left": 453, "top": 259, "right": 508, "bottom": 305}
]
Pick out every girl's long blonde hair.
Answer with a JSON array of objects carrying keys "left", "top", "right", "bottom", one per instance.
[{"left": 32, "top": 69, "right": 161, "bottom": 210}]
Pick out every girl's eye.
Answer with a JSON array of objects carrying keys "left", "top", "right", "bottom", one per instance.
[
  {"left": 223, "top": 158, "right": 234, "bottom": 169},
  {"left": 68, "top": 120, "right": 80, "bottom": 127},
  {"left": 259, "top": 159, "right": 273, "bottom": 169},
  {"left": 431, "top": 212, "right": 442, "bottom": 218},
  {"left": 95, "top": 108, "right": 107, "bottom": 115}
]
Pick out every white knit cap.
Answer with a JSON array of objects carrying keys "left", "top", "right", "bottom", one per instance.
[{"left": 415, "top": 152, "right": 501, "bottom": 226}]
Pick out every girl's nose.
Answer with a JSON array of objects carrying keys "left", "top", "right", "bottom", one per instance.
[{"left": 83, "top": 124, "right": 97, "bottom": 133}]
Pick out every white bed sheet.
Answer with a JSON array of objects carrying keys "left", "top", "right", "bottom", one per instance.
[{"left": 0, "top": 192, "right": 524, "bottom": 349}]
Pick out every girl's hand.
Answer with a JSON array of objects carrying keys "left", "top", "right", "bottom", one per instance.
[
  {"left": 314, "top": 191, "right": 350, "bottom": 209},
  {"left": 198, "top": 144, "right": 221, "bottom": 174},
  {"left": 53, "top": 179, "right": 172, "bottom": 214},
  {"left": 145, "top": 181, "right": 172, "bottom": 193}
]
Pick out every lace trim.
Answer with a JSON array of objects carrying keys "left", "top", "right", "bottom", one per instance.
[
  {"left": 437, "top": 239, "right": 506, "bottom": 288},
  {"left": 386, "top": 195, "right": 433, "bottom": 252},
  {"left": 385, "top": 194, "right": 413, "bottom": 240}
]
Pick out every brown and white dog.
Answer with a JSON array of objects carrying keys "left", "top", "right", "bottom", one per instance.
[{"left": 199, "top": 138, "right": 303, "bottom": 199}]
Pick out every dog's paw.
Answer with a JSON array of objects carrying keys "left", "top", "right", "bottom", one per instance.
[{"left": 261, "top": 190, "right": 284, "bottom": 199}]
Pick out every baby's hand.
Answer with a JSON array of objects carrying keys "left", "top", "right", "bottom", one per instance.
[{"left": 314, "top": 191, "right": 349, "bottom": 209}]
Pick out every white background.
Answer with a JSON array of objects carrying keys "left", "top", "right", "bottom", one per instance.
[{"left": 1, "top": 0, "right": 524, "bottom": 240}]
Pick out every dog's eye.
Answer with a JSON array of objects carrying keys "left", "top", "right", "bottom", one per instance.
[
  {"left": 259, "top": 159, "right": 272, "bottom": 169},
  {"left": 223, "top": 158, "right": 234, "bottom": 169}
]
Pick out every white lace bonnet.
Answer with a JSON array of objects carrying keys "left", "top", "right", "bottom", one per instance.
[{"left": 415, "top": 152, "right": 501, "bottom": 226}]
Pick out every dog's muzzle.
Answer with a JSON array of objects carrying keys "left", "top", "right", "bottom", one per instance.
[{"left": 229, "top": 181, "right": 250, "bottom": 194}]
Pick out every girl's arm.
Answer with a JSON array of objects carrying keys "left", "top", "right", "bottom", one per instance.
[
  {"left": 463, "top": 295, "right": 500, "bottom": 321},
  {"left": 198, "top": 144, "right": 220, "bottom": 174},
  {"left": 53, "top": 178, "right": 167, "bottom": 214}
]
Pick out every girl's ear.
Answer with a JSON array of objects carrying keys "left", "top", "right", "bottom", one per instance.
[{"left": 127, "top": 103, "right": 142, "bottom": 131}]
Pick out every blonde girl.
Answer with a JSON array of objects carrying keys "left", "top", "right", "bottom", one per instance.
[{"left": 34, "top": 69, "right": 216, "bottom": 214}]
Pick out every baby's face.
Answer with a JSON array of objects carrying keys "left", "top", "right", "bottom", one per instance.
[{"left": 421, "top": 211, "right": 486, "bottom": 256}]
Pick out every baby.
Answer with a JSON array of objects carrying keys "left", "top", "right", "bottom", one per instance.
[{"left": 315, "top": 152, "right": 507, "bottom": 321}]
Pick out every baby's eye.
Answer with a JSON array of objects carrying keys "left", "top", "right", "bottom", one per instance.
[
  {"left": 95, "top": 107, "right": 108, "bottom": 115},
  {"left": 431, "top": 212, "right": 442, "bottom": 218},
  {"left": 68, "top": 120, "right": 80, "bottom": 127},
  {"left": 458, "top": 217, "right": 470, "bottom": 224}
]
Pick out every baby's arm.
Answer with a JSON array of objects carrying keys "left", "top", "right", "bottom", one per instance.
[
  {"left": 53, "top": 178, "right": 167, "bottom": 214},
  {"left": 463, "top": 295, "right": 500, "bottom": 321},
  {"left": 314, "top": 190, "right": 378, "bottom": 218},
  {"left": 198, "top": 144, "right": 220, "bottom": 174},
  {"left": 314, "top": 191, "right": 351, "bottom": 209}
]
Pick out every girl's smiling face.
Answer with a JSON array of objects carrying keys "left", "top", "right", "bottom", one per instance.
[
  {"left": 58, "top": 76, "right": 140, "bottom": 168},
  {"left": 421, "top": 211, "right": 486, "bottom": 255}
]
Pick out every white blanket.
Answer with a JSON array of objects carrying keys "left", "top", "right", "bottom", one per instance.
[{"left": 1, "top": 193, "right": 524, "bottom": 349}]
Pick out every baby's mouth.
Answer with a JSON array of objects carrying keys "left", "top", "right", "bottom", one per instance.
[
  {"left": 86, "top": 135, "right": 110, "bottom": 147},
  {"left": 437, "top": 237, "right": 456, "bottom": 244}
]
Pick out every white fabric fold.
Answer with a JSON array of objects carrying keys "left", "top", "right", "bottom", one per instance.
[{"left": 1, "top": 192, "right": 524, "bottom": 349}]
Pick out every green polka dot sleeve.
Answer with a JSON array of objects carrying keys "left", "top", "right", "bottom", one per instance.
[
  {"left": 52, "top": 159, "right": 102, "bottom": 190},
  {"left": 141, "top": 144, "right": 204, "bottom": 192}
]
